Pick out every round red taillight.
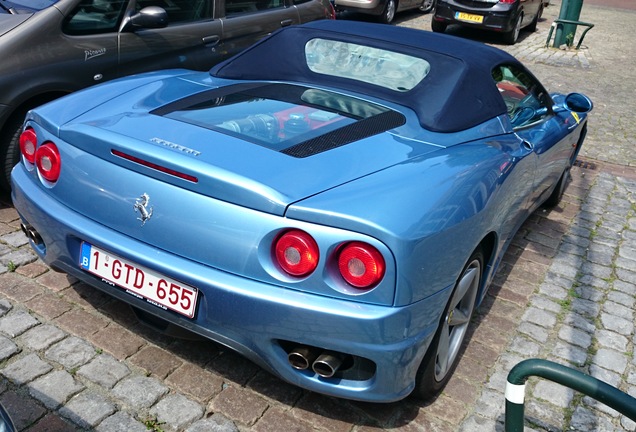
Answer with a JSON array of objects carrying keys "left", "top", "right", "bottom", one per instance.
[
  {"left": 274, "top": 230, "right": 319, "bottom": 277},
  {"left": 19, "top": 128, "right": 37, "bottom": 164},
  {"left": 35, "top": 142, "right": 61, "bottom": 183},
  {"left": 338, "top": 242, "right": 385, "bottom": 289}
]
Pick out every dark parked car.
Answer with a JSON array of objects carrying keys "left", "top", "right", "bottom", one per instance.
[
  {"left": 432, "top": 0, "right": 543, "bottom": 44},
  {"left": 336, "top": 0, "right": 435, "bottom": 24},
  {"left": 0, "top": 0, "right": 334, "bottom": 190},
  {"left": 13, "top": 20, "right": 592, "bottom": 402}
]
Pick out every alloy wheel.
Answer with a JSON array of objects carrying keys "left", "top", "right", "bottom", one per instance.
[
  {"left": 419, "top": 0, "right": 435, "bottom": 13},
  {"left": 381, "top": 0, "right": 396, "bottom": 23},
  {"left": 434, "top": 258, "right": 481, "bottom": 381}
]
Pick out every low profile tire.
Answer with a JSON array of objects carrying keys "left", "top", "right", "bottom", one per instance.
[
  {"left": 0, "top": 115, "right": 24, "bottom": 192},
  {"left": 431, "top": 19, "right": 446, "bottom": 33},
  {"left": 544, "top": 168, "right": 570, "bottom": 208},
  {"left": 527, "top": 5, "right": 542, "bottom": 32},
  {"left": 378, "top": 0, "right": 396, "bottom": 24},
  {"left": 413, "top": 248, "right": 483, "bottom": 400},
  {"left": 419, "top": 0, "right": 435, "bottom": 14},
  {"left": 503, "top": 13, "right": 522, "bottom": 44}
]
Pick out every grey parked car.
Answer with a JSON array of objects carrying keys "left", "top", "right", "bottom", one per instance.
[
  {"left": 0, "top": 0, "right": 334, "bottom": 190},
  {"left": 336, "top": 0, "right": 434, "bottom": 24}
]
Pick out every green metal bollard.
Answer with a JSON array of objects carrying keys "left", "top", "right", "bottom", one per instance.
[
  {"left": 553, "top": 0, "right": 569, "bottom": 47},
  {"left": 553, "top": 0, "right": 584, "bottom": 47}
]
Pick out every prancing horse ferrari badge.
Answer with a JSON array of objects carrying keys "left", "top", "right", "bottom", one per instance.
[{"left": 134, "top": 193, "right": 153, "bottom": 226}]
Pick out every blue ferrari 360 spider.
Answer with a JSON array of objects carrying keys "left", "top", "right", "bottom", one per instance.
[{"left": 12, "top": 20, "right": 592, "bottom": 402}]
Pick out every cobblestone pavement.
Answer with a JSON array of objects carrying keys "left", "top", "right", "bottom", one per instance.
[{"left": 0, "top": 1, "right": 633, "bottom": 431}]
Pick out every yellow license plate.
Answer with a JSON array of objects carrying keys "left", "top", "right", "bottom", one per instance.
[{"left": 455, "top": 12, "right": 484, "bottom": 23}]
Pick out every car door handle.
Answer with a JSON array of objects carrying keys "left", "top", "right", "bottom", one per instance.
[
  {"left": 281, "top": 19, "right": 293, "bottom": 27},
  {"left": 522, "top": 140, "right": 534, "bottom": 151},
  {"left": 202, "top": 35, "right": 221, "bottom": 46}
]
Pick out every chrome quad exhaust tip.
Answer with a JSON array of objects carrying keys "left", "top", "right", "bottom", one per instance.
[
  {"left": 283, "top": 341, "right": 376, "bottom": 381},
  {"left": 287, "top": 346, "right": 320, "bottom": 371},
  {"left": 312, "top": 352, "right": 344, "bottom": 378},
  {"left": 20, "top": 223, "right": 43, "bottom": 246},
  {"left": 287, "top": 346, "right": 345, "bottom": 377}
]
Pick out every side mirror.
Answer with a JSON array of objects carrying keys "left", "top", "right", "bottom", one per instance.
[
  {"left": 564, "top": 93, "right": 593, "bottom": 113},
  {"left": 552, "top": 92, "right": 593, "bottom": 114},
  {"left": 126, "top": 6, "right": 169, "bottom": 30}
]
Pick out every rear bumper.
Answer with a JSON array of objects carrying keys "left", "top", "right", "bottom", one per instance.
[
  {"left": 12, "top": 164, "right": 450, "bottom": 403},
  {"left": 334, "top": 0, "right": 385, "bottom": 15},
  {"left": 434, "top": 1, "right": 518, "bottom": 32}
]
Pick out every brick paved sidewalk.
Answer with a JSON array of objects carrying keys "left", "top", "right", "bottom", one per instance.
[{"left": 460, "top": 170, "right": 636, "bottom": 431}]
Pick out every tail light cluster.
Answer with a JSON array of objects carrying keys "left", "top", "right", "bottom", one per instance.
[
  {"left": 19, "top": 127, "right": 62, "bottom": 183},
  {"left": 274, "top": 229, "right": 385, "bottom": 290}
]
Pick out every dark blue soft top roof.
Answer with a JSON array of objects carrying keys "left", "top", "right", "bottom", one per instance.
[{"left": 210, "top": 20, "right": 524, "bottom": 133}]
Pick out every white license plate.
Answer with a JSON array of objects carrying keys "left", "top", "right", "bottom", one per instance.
[
  {"left": 455, "top": 12, "right": 484, "bottom": 23},
  {"left": 80, "top": 242, "right": 198, "bottom": 318}
]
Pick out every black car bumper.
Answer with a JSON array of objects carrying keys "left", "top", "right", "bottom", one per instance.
[{"left": 434, "top": 0, "right": 520, "bottom": 32}]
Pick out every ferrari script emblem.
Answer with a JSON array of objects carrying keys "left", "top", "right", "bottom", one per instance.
[{"left": 134, "top": 193, "right": 153, "bottom": 226}]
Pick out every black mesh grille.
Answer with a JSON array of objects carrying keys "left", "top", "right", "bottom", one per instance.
[{"left": 282, "top": 110, "right": 406, "bottom": 158}]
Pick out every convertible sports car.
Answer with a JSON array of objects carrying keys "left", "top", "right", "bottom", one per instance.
[{"left": 12, "top": 20, "right": 592, "bottom": 402}]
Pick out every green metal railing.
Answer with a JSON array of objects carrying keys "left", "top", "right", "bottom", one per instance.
[
  {"left": 546, "top": 19, "right": 595, "bottom": 49},
  {"left": 505, "top": 359, "right": 636, "bottom": 432}
]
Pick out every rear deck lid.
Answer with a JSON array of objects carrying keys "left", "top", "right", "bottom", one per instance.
[{"left": 59, "top": 81, "right": 438, "bottom": 215}]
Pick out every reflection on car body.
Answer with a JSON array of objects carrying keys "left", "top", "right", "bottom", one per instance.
[{"left": 12, "top": 20, "right": 592, "bottom": 403}]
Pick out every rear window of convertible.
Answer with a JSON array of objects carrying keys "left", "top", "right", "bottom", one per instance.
[
  {"left": 305, "top": 38, "right": 431, "bottom": 92},
  {"left": 153, "top": 83, "right": 405, "bottom": 157}
]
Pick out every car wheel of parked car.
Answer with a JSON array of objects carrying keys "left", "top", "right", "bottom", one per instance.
[
  {"left": 419, "top": 0, "right": 436, "bottom": 14},
  {"left": 0, "top": 116, "right": 23, "bottom": 191},
  {"left": 431, "top": 19, "right": 447, "bottom": 33},
  {"left": 527, "top": 4, "right": 542, "bottom": 32},
  {"left": 379, "top": 0, "right": 397, "bottom": 24},
  {"left": 503, "top": 13, "right": 523, "bottom": 44},
  {"left": 413, "top": 247, "right": 483, "bottom": 400},
  {"left": 544, "top": 168, "right": 570, "bottom": 208}
]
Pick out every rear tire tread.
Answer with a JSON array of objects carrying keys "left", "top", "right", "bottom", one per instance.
[
  {"left": 0, "top": 116, "right": 24, "bottom": 192},
  {"left": 378, "top": 0, "right": 396, "bottom": 24},
  {"left": 431, "top": 18, "right": 446, "bottom": 33},
  {"left": 544, "top": 168, "right": 570, "bottom": 208},
  {"left": 503, "top": 14, "right": 522, "bottom": 44}
]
